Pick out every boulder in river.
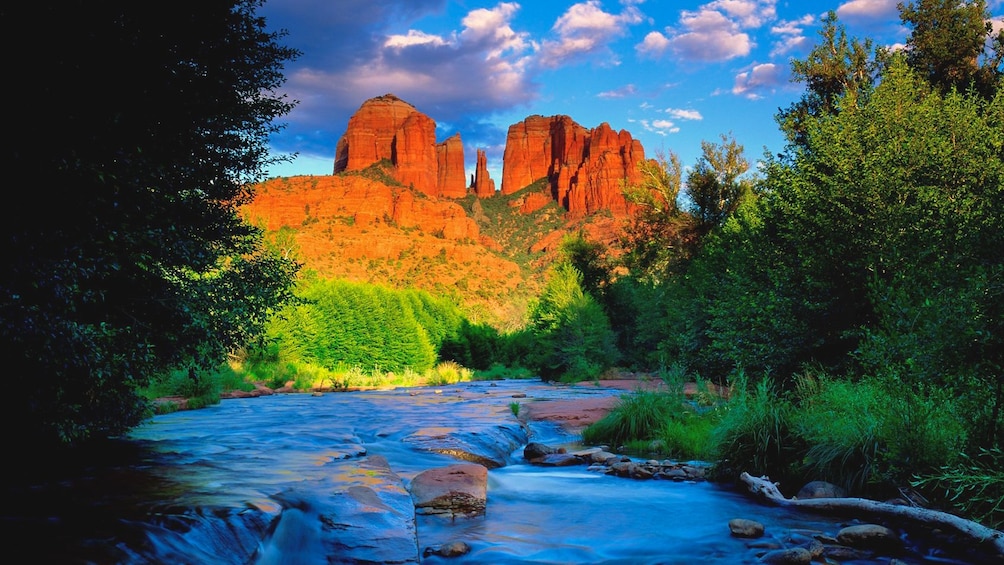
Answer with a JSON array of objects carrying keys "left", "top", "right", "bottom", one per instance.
[{"left": 410, "top": 463, "right": 488, "bottom": 518}]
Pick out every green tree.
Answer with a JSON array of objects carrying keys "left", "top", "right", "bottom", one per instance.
[
  {"left": 684, "top": 133, "right": 754, "bottom": 234},
  {"left": 526, "top": 262, "right": 619, "bottom": 381},
  {"left": 1, "top": 1, "right": 300, "bottom": 447},
  {"left": 621, "top": 151, "right": 698, "bottom": 282},
  {"left": 899, "top": 0, "right": 1003, "bottom": 99},
  {"left": 777, "top": 11, "right": 876, "bottom": 147}
]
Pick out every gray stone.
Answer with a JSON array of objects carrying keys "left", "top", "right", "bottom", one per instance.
[
  {"left": 796, "top": 480, "right": 846, "bottom": 500},
  {"left": 759, "top": 547, "right": 811, "bottom": 564},
  {"left": 729, "top": 518, "right": 766, "bottom": 538},
  {"left": 836, "top": 524, "right": 901, "bottom": 550}
]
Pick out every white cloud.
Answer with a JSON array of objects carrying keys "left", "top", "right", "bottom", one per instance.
[
  {"left": 539, "top": 0, "right": 644, "bottom": 67},
  {"left": 769, "top": 14, "right": 813, "bottom": 57},
  {"left": 636, "top": 30, "right": 671, "bottom": 57},
  {"left": 732, "top": 62, "right": 783, "bottom": 99},
  {"left": 670, "top": 9, "right": 753, "bottom": 61},
  {"left": 640, "top": 0, "right": 781, "bottom": 63},
  {"left": 836, "top": 0, "right": 900, "bottom": 22},
  {"left": 707, "top": 0, "right": 777, "bottom": 28},
  {"left": 598, "top": 84, "right": 639, "bottom": 98},
  {"left": 635, "top": 118, "right": 680, "bottom": 135},
  {"left": 665, "top": 107, "right": 703, "bottom": 120},
  {"left": 384, "top": 30, "right": 450, "bottom": 49}
]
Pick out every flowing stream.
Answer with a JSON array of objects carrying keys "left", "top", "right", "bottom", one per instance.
[{"left": 5, "top": 379, "right": 987, "bottom": 564}]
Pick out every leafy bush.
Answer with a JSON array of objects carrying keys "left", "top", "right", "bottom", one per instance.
[
  {"left": 425, "top": 361, "right": 473, "bottom": 386},
  {"left": 525, "top": 262, "right": 619, "bottom": 382},
  {"left": 657, "top": 411, "right": 720, "bottom": 460},
  {"left": 264, "top": 279, "right": 471, "bottom": 374}
]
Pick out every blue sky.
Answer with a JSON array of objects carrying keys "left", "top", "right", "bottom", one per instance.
[{"left": 260, "top": 0, "right": 1004, "bottom": 183}]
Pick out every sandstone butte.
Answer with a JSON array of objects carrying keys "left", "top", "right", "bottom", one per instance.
[
  {"left": 501, "top": 114, "right": 646, "bottom": 217},
  {"left": 333, "top": 93, "right": 468, "bottom": 198},
  {"left": 333, "top": 93, "right": 647, "bottom": 218}
]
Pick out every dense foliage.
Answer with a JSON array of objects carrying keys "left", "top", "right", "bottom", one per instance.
[
  {"left": 0, "top": 1, "right": 300, "bottom": 446},
  {"left": 260, "top": 278, "right": 467, "bottom": 375},
  {"left": 575, "top": 3, "right": 1004, "bottom": 524}
]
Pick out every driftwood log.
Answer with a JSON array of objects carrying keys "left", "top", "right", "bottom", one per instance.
[{"left": 739, "top": 472, "right": 1004, "bottom": 558}]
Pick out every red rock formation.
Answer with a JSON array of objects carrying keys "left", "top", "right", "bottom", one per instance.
[
  {"left": 501, "top": 115, "right": 645, "bottom": 217},
  {"left": 334, "top": 94, "right": 415, "bottom": 172},
  {"left": 472, "top": 148, "right": 496, "bottom": 197},
  {"left": 333, "top": 93, "right": 466, "bottom": 198},
  {"left": 436, "top": 133, "right": 467, "bottom": 198},
  {"left": 393, "top": 112, "right": 437, "bottom": 191}
]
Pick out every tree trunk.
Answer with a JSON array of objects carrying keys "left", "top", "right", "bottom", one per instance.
[{"left": 739, "top": 472, "right": 1004, "bottom": 558}]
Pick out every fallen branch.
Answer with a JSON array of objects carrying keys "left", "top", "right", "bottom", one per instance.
[{"left": 739, "top": 472, "right": 1004, "bottom": 558}]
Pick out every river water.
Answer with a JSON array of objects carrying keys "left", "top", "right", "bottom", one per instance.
[{"left": 5, "top": 379, "right": 990, "bottom": 564}]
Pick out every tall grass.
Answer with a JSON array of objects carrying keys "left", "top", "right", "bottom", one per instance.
[
  {"left": 912, "top": 447, "right": 1004, "bottom": 529},
  {"left": 708, "top": 371, "right": 800, "bottom": 487},
  {"left": 583, "top": 390, "right": 689, "bottom": 447},
  {"left": 792, "top": 373, "right": 966, "bottom": 496}
]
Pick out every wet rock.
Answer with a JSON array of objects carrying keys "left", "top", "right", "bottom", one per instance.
[
  {"left": 836, "top": 524, "right": 902, "bottom": 551},
  {"left": 823, "top": 544, "right": 872, "bottom": 561},
  {"left": 729, "top": 518, "right": 766, "bottom": 538},
  {"left": 318, "top": 455, "right": 419, "bottom": 564},
  {"left": 403, "top": 422, "right": 528, "bottom": 468},
  {"left": 796, "top": 480, "right": 846, "bottom": 499},
  {"left": 536, "top": 453, "right": 582, "bottom": 467},
  {"left": 410, "top": 463, "right": 488, "bottom": 518},
  {"left": 759, "top": 547, "right": 811, "bottom": 564},
  {"left": 423, "top": 540, "right": 471, "bottom": 558},
  {"left": 524, "top": 442, "right": 562, "bottom": 461}
]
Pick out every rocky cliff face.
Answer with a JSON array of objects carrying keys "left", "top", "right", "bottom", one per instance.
[
  {"left": 501, "top": 115, "right": 645, "bottom": 217},
  {"left": 334, "top": 94, "right": 466, "bottom": 198}
]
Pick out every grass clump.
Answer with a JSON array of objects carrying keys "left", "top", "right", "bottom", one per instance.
[
  {"left": 583, "top": 390, "right": 687, "bottom": 448},
  {"left": 912, "top": 447, "right": 1004, "bottom": 530},
  {"left": 708, "top": 371, "right": 800, "bottom": 487}
]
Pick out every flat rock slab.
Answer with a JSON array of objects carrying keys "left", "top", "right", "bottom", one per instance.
[
  {"left": 410, "top": 463, "right": 488, "bottom": 518},
  {"left": 310, "top": 455, "right": 419, "bottom": 564}
]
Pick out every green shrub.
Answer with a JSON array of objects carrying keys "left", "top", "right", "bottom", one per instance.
[
  {"left": 793, "top": 375, "right": 966, "bottom": 496},
  {"left": 425, "top": 361, "right": 473, "bottom": 386},
  {"left": 658, "top": 410, "right": 720, "bottom": 460}
]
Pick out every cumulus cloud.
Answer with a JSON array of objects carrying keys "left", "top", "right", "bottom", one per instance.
[
  {"left": 770, "top": 14, "right": 814, "bottom": 57},
  {"left": 632, "top": 118, "right": 680, "bottom": 135},
  {"left": 836, "top": 0, "right": 900, "bottom": 23},
  {"left": 637, "top": 0, "right": 778, "bottom": 62},
  {"left": 262, "top": 1, "right": 539, "bottom": 161},
  {"left": 665, "top": 108, "right": 703, "bottom": 120},
  {"left": 732, "top": 62, "right": 784, "bottom": 99},
  {"left": 539, "top": 0, "right": 644, "bottom": 67}
]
